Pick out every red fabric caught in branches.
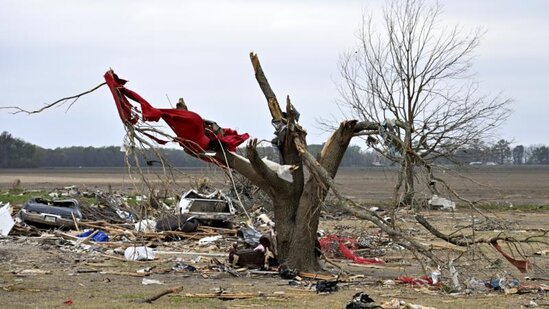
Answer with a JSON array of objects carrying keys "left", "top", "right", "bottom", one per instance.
[
  {"left": 490, "top": 240, "right": 529, "bottom": 273},
  {"left": 104, "top": 70, "right": 249, "bottom": 153}
]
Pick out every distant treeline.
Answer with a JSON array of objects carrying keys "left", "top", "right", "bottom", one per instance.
[
  {"left": 1, "top": 132, "right": 547, "bottom": 168},
  {"left": 0, "top": 131, "right": 382, "bottom": 168}
]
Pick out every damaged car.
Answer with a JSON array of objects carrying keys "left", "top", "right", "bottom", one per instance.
[
  {"left": 20, "top": 197, "right": 82, "bottom": 229},
  {"left": 176, "top": 189, "right": 235, "bottom": 228}
]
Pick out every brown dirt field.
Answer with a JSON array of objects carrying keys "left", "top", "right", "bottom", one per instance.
[
  {"left": 2, "top": 165, "right": 549, "bottom": 205},
  {"left": 332, "top": 165, "right": 549, "bottom": 206},
  {"left": 0, "top": 167, "right": 227, "bottom": 193},
  {"left": 0, "top": 167, "right": 548, "bottom": 308}
]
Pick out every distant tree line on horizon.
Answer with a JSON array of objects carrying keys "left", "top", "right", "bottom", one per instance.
[
  {"left": 1, "top": 132, "right": 548, "bottom": 168},
  {"left": 450, "top": 139, "right": 549, "bottom": 165},
  {"left": 0, "top": 131, "right": 382, "bottom": 168}
]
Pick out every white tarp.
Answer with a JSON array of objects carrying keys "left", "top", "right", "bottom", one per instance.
[
  {"left": 124, "top": 246, "right": 156, "bottom": 261},
  {"left": 0, "top": 203, "right": 15, "bottom": 236}
]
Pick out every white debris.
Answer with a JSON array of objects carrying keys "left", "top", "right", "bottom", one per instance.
[
  {"left": 124, "top": 246, "right": 156, "bottom": 261},
  {"left": 134, "top": 219, "right": 157, "bottom": 233},
  {"left": 116, "top": 209, "right": 133, "bottom": 221},
  {"left": 431, "top": 268, "right": 441, "bottom": 285},
  {"left": 258, "top": 214, "right": 275, "bottom": 227},
  {"left": 231, "top": 153, "right": 295, "bottom": 182},
  {"left": 142, "top": 278, "right": 163, "bottom": 285},
  {"left": 383, "top": 279, "right": 396, "bottom": 286},
  {"left": 137, "top": 267, "right": 154, "bottom": 274},
  {"left": 428, "top": 195, "right": 456, "bottom": 210},
  {"left": 18, "top": 269, "right": 51, "bottom": 275},
  {"left": 198, "top": 235, "right": 222, "bottom": 246},
  {"left": 261, "top": 157, "right": 295, "bottom": 183},
  {"left": 449, "top": 260, "right": 461, "bottom": 290},
  {"left": 466, "top": 277, "right": 487, "bottom": 292},
  {"left": 0, "top": 202, "right": 12, "bottom": 214},
  {"left": 0, "top": 203, "right": 15, "bottom": 236}
]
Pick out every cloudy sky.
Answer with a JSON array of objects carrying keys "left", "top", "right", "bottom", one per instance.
[{"left": 1, "top": 0, "right": 547, "bottom": 149}]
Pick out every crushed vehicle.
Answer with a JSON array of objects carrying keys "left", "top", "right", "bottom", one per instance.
[
  {"left": 176, "top": 189, "right": 235, "bottom": 228},
  {"left": 19, "top": 197, "right": 82, "bottom": 229},
  {"left": 156, "top": 214, "right": 200, "bottom": 233}
]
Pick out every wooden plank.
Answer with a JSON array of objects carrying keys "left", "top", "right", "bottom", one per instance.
[{"left": 297, "top": 272, "right": 337, "bottom": 281}]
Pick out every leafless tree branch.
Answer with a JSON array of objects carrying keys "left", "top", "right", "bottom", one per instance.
[
  {"left": 336, "top": 0, "right": 510, "bottom": 206},
  {"left": 0, "top": 82, "right": 106, "bottom": 115}
]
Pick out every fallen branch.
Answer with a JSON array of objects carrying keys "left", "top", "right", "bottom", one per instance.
[
  {"left": 139, "top": 285, "right": 184, "bottom": 304},
  {"left": 99, "top": 271, "right": 147, "bottom": 277},
  {"left": 99, "top": 253, "right": 130, "bottom": 262},
  {"left": 294, "top": 136, "right": 443, "bottom": 266},
  {"left": 184, "top": 291, "right": 305, "bottom": 300},
  {"left": 414, "top": 214, "right": 549, "bottom": 273},
  {"left": 321, "top": 253, "right": 351, "bottom": 274},
  {"left": 415, "top": 214, "right": 549, "bottom": 246},
  {"left": 298, "top": 272, "right": 338, "bottom": 281},
  {"left": 154, "top": 251, "right": 229, "bottom": 258},
  {"left": 73, "top": 230, "right": 99, "bottom": 247}
]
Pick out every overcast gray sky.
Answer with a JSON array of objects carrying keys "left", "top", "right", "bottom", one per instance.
[{"left": 1, "top": 0, "right": 547, "bottom": 149}]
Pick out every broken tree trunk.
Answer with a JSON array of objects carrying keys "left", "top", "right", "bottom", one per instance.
[
  {"left": 223, "top": 53, "right": 444, "bottom": 271},
  {"left": 213, "top": 53, "right": 362, "bottom": 271}
]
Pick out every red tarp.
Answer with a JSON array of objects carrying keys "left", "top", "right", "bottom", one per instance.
[
  {"left": 490, "top": 240, "right": 529, "bottom": 273},
  {"left": 319, "top": 235, "right": 385, "bottom": 264},
  {"left": 104, "top": 70, "right": 249, "bottom": 154},
  {"left": 395, "top": 276, "right": 435, "bottom": 286}
]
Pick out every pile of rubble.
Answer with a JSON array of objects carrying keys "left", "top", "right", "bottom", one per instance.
[
  {"left": 1, "top": 185, "right": 548, "bottom": 308},
  {"left": 1, "top": 185, "right": 287, "bottom": 271}
]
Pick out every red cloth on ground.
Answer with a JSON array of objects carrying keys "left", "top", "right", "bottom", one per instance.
[
  {"left": 104, "top": 70, "right": 249, "bottom": 153},
  {"left": 319, "top": 235, "right": 385, "bottom": 264},
  {"left": 396, "top": 276, "right": 434, "bottom": 285}
]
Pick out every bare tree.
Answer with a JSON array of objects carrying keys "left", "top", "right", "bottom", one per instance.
[
  {"left": 212, "top": 54, "right": 375, "bottom": 270},
  {"left": 339, "top": 0, "right": 510, "bottom": 206}
]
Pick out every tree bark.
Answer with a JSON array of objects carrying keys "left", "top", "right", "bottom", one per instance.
[
  {"left": 221, "top": 54, "right": 419, "bottom": 271},
  {"left": 403, "top": 153, "right": 415, "bottom": 206},
  {"left": 225, "top": 53, "right": 358, "bottom": 271}
]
